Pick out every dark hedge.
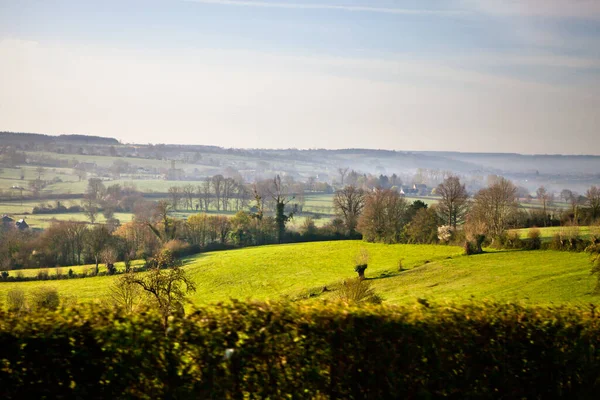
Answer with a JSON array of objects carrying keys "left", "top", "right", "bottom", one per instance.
[{"left": 2, "top": 301, "right": 600, "bottom": 399}]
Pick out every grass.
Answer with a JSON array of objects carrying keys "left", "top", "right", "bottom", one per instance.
[
  {"left": 366, "top": 250, "right": 597, "bottom": 306},
  {"left": 3, "top": 260, "right": 145, "bottom": 278},
  {"left": 1, "top": 240, "right": 597, "bottom": 308},
  {"left": 511, "top": 226, "right": 595, "bottom": 241}
]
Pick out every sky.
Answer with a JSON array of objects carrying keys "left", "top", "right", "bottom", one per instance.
[{"left": 1, "top": 0, "right": 599, "bottom": 154}]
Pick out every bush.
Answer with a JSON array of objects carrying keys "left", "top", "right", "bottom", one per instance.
[
  {"left": 527, "top": 227, "right": 542, "bottom": 250},
  {"left": 37, "top": 268, "right": 49, "bottom": 280},
  {"left": 505, "top": 230, "right": 523, "bottom": 249},
  {"left": 6, "top": 288, "right": 26, "bottom": 312},
  {"left": 335, "top": 278, "right": 382, "bottom": 305},
  {"left": 354, "top": 248, "right": 369, "bottom": 279},
  {"left": 30, "top": 286, "right": 60, "bottom": 311},
  {"left": 3, "top": 302, "right": 600, "bottom": 398}
]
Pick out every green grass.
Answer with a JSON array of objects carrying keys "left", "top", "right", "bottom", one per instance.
[
  {"left": 4, "top": 260, "right": 145, "bottom": 278},
  {"left": 1, "top": 240, "right": 597, "bottom": 308},
  {"left": 366, "top": 250, "right": 597, "bottom": 306},
  {"left": 511, "top": 226, "right": 594, "bottom": 241}
]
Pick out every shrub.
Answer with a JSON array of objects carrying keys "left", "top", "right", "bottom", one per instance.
[
  {"left": 30, "top": 286, "right": 60, "bottom": 311},
  {"left": 527, "top": 227, "right": 542, "bottom": 250},
  {"left": 335, "top": 278, "right": 382, "bottom": 305},
  {"left": 505, "top": 230, "right": 523, "bottom": 249},
  {"left": 37, "top": 268, "right": 49, "bottom": 280},
  {"left": 0, "top": 271, "right": 8, "bottom": 280},
  {"left": 354, "top": 248, "right": 369, "bottom": 279},
  {"left": 6, "top": 288, "right": 26, "bottom": 312},
  {"left": 437, "top": 225, "right": 453, "bottom": 244},
  {"left": 162, "top": 239, "right": 190, "bottom": 258},
  {"left": 3, "top": 302, "right": 600, "bottom": 398}
]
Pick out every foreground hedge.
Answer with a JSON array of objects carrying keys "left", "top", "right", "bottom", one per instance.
[{"left": 2, "top": 301, "right": 600, "bottom": 399}]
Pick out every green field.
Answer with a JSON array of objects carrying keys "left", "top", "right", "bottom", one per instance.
[
  {"left": 1, "top": 241, "right": 597, "bottom": 307},
  {"left": 511, "top": 226, "right": 595, "bottom": 241}
]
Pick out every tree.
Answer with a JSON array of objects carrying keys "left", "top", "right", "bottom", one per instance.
[
  {"left": 182, "top": 184, "right": 195, "bottom": 210},
  {"left": 86, "top": 178, "right": 106, "bottom": 201},
  {"left": 168, "top": 186, "right": 182, "bottom": 211},
  {"left": 124, "top": 257, "right": 196, "bottom": 329},
  {"left": 212, "top": 175, "right": 225, "bottom": 211},
  {"left": 536, "top": 186, "right": 549, "bottom": 226},
  {"left": 357, "top": 188, "right": 408, "bottom": 243},
  {"left": 333, "top": 185, "right": 366, "bottom": 235},
  {"left": 109, "top": 273, "right": 146, "bottom": 314},
  {"left": 268, "top": 175, "right": 296, "bottom": 243},
  {"left": 436, "top": 176, "right": 468, "bottom": 229},
  {"left": 337, "top": 167, "right": 349, "bottom": 186},
  {"left": 83, "top": 197, "right": 99, "bottom": 224},
  {"left": 144, "top": 200, "right": 177, "bottom": 243},
  {"left": 86, "top": 225, "right": 111, "bottom": 275},
  {"left": 35, "top": 166, "right": 45, "bottom": 180},
  {"left": 586, "top": 186, "right": 600, "bottom": 222},
  {"left": 561, "top": 189, "right": 574, "bottom": 204},
  {"left": 405, "top": 207, "right": 439, "bottom": 244},
  {"left": 468, "top": 177, "right": 518, "bottom": 240}
]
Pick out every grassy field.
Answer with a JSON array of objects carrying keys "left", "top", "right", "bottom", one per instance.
[
  {"left": 511, "top": 226, "right": 595, "bottom": 241},
  {"left": 1, "top": 241, "right": 597, "bottom": 307}
]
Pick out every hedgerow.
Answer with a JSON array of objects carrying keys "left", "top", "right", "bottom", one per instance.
[{"left": 2, "top": 301, "right": 600, "bottom": 398}]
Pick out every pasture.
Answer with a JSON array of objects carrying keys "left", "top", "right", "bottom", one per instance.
[{"left": 1, "top": 241, "right": 597, "bottom": 307}]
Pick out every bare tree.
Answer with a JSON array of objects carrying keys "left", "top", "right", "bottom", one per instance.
[
  {"left": 338, "top": 167, "right": 349, "bottom": 186},
  {"left": 587, "top": 186, "right": 600, "bottom": 222},
  {"left": 202, "top": 177, "right": 212, "bottom": 211},
  {"left": 221, "top": 178, "right": 236, "bottom": 211},
  {"left": 83, "top": 196, "right": 99, "bottom": 224},
  {"left": 268, "top": 175, "right": 296, "bottom": 243},
  {"left": 333, "top": 185, "right": 366, "bottom": 235},
  {"left": 35, "top": 166, "right": 45, "bottom": 180},
  {"left": 86, "top": 178, "right": 106, "bottom": 201},
  {"left": 468, "top": 177, "right": 518, "bottom": 239},
  {"left": 86, "top": 224, "right": 112, "bottom": 275},
  {"left": 436, "top": 176, "right": 469, "bottom": 229},
  {"left": 168, "top": 186, "right": 182, "bottom": 211},
  {"left": 536, "top": 186, "right": 549, "bottom": 226},
  {"left": 212, "top": 175, "right": 225, "bottom": 211},
  {"left": 357, "top": 188, "right": 408, "bottom": 243},
  {"left": 182, "top": 184, "right": 195, "bottom": 210},
  {"left": 109, "top": 273, "right": 146, "bottom": 314}
]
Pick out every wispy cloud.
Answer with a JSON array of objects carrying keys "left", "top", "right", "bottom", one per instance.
[{"left": 184, "top": 0, "right": 469, "bottom": 16}]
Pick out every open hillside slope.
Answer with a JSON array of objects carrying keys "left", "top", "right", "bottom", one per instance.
[{"left": 0, "top": 241, "right": 597, "bottom": 306}]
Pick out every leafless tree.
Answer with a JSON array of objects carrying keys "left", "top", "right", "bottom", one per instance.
[
  {"left": 357, "top": 188, "right": 408, "bottom": 243},
  {"left": 212, "top": 175, "right": 225, "bottom": 211},
  {"left": 468, "top": 177, "right": 518, "bottom": 239},
  {"left": 109, "top": 273, "right": 147, "bottom": 314},
  {"left": 587, "top": 186, "right": 600, "bottom": 222},
  {"left": 83, "top": 196, "right": 99, "bottom": 224},
  {"left": 268, "top": 175, "right": 296, "bottom": 243},
  {"left": 168, "top": 186, "right": 182, "bottom": 211},
  {"left": 333, "top": 185, "right": 366, "bottom": 235},
  {"left": 436, "top": 176, "right": 469, "bottom": 229},
  {"left": 536, "top": 186, "right": 549, "bottom": 226},
  {"left": 182, "top": 184, "right": 195, "bottom": 210},
  {"left": 338, "top": 167, "right": 349, "bottom": 186}
]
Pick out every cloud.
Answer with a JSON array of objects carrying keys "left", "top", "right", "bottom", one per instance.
[{"left": 184, "top": 0, "right": 469, "bottom": 16}]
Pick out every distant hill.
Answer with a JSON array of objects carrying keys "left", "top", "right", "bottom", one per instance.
[{"left": 0, "top": 131, "right": 119, "bottom": 146}]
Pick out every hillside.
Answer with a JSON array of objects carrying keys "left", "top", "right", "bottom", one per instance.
[{"left": 1, "top": 241, "right": 597, "bottom": 307}]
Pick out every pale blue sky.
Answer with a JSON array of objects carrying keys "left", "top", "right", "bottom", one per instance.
[{"left": 1, "top": 0, "right": 599, "bottom": 154}]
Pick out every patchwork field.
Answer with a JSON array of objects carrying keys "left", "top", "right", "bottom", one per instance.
[{"left": 1, "top": 241, "right": 597, "bottom": 308}]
